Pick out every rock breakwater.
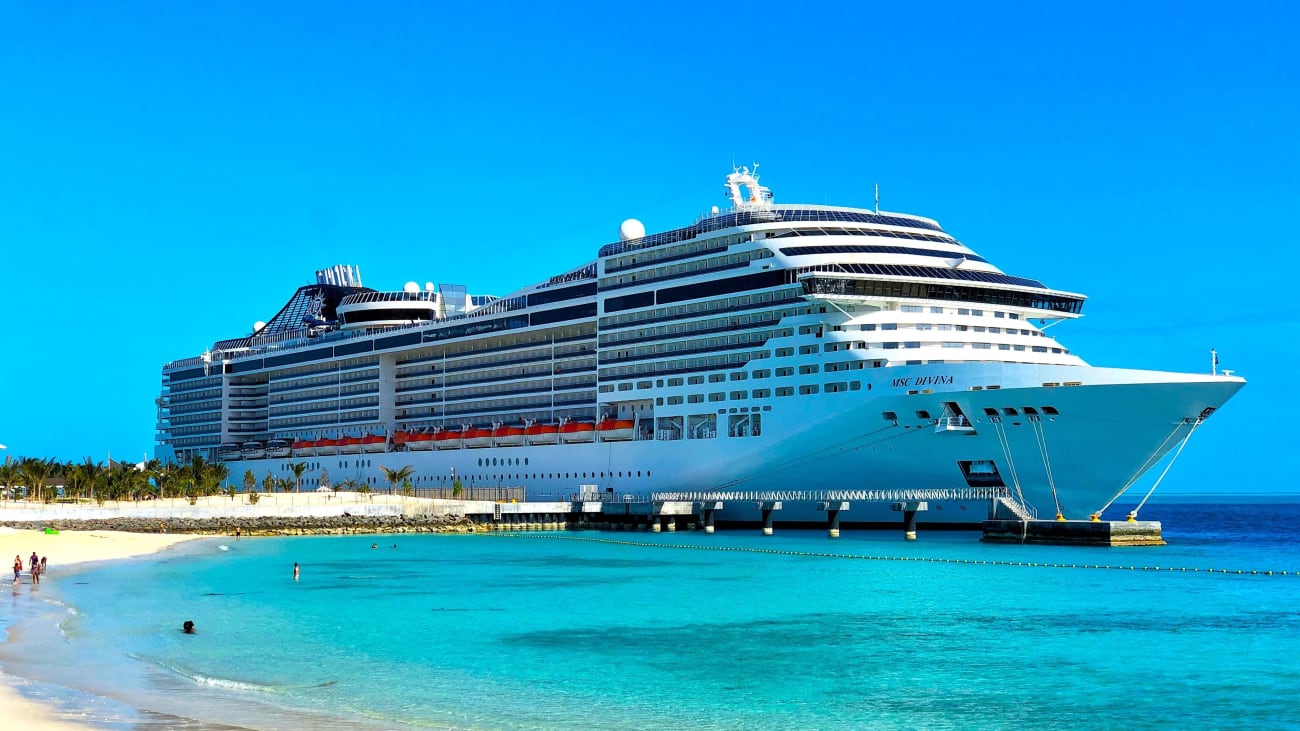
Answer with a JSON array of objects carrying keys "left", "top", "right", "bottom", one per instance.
[{"left": 0, "top": 514, "right": 479, "bottom": 536}]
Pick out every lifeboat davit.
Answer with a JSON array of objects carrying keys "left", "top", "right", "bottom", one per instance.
[
  {"left": 434, "top": 429, "right": 463, "bottom": 450},
  {"left": 559, "top": 421, "right": 595, "bottom": 443},
  {"left": 597, "top": 419, "right": 636, "bottom": 441},
  {"left": 524, "top": 422, "right": 559, "bottom": 445},
  {"left": 492, "top": 425, "right": 525, "bottom": 446},
  {"left": 361, "top": 434, "right": 386, "bottom": 453},
  {"left": 464, "top": 427, "right": 493, "bottom": 448},
  {"left": 292, "top": 439, "right": 315, "bottom": 457}
]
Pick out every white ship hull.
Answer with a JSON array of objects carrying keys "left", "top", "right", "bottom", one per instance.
[{"left": 217, "top": 363, "right": 1243, "bottom": 524}]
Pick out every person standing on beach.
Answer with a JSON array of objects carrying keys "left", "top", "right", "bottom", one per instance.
[
  {"left": 29, "top": 552, "right": 38, "bottom": 572},
  {"left": 31, "top": 560, "right": 40, "bottom": 585},
  {"left": 12, "top": 555, "right": 21, "bottom": 582}
]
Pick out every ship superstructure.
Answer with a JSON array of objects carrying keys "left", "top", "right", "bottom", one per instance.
[{"left": 156, "top": 168, "right": 1244, "bottom": 522}]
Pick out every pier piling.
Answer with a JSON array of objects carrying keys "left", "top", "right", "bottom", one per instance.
[
  {"left": 818, "top": 501, "right": 849, "bottom": 538},
  {"left": 890, "top": 501, "right": 928, "bottom": 540},
  {"left": 699, "top": 502, "right": 722, "bottom": 534},
  {"left": 758, "top": 501, "right": 782, "bottom": 536}
]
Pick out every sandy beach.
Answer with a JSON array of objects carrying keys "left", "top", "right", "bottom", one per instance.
[{"left": 0, "top": 527, "right": 206, "bottom": 729}]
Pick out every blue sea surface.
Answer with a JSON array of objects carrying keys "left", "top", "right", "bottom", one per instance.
[{"left": 4, "top": 503, "right": 1300, "bottom": 730}]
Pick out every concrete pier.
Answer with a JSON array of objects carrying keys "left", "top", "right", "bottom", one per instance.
[
  {"left": 982, "top": 519, "right": 1166, "bottom": 546},
  {"left": 818, "top": 501, "right": 849, "bottom": 538}
]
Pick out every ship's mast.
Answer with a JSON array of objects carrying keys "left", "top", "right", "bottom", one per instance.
[{"left": 724, "top": 165, "right": 774, "bottom": 209}]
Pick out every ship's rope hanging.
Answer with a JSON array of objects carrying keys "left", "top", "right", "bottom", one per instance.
[
  {"left": 1128, "top": 419, "right": 1202, "bottom": 520},
  {"left": 1094, "top": 420, "right": 1188, "bottom": 518},
  {"left": 989, "top": 418, "right": 1027, "bottom": 510},
  {"left": 1029, "top": 417, "right": 1064, "bottom": 520}
]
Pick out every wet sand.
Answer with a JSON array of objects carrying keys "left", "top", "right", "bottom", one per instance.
[{"left": 0, "top": 527, "right": 206, "bottom": 729}]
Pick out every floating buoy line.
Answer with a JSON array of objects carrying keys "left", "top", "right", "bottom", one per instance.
[{"left": 493, "top": 533, "right": 1295, "bottom": 578}]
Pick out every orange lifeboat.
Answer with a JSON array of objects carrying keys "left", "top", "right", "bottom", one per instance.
[
  {"left": 292, "top": 439, "right": 315, "bottom": 457},
  {"left": 492, "top": 424, "right": 525, "bottom": 446},
  {"left": 393, "top": 431, "right": 413, "bottom": 447},
  {"left": 361, "top": 434, "right": 387, "bottom": 453},
  {"left": 524, "top": 422, "right": 559, "bottom": 445},
  {"left": 339, "top": 435, "right": 363, "bottom": 454},
  {"left": 560, "top": 420, "right": 595, "bottom": 443},
  {"left": 315, "top": 438, "right": 337, "bottom": 455},
  {"left": 434, "top": 429, "right": 463, "bottom": 450},
  {"left": 597, "top": 418, "right": 636, "bottom": 441},
  {"left": 409, "top": 431, "right": 437, "bottom": 451},
  {"left": 464, "top": 427, "right": 493, "bottom": 448}
]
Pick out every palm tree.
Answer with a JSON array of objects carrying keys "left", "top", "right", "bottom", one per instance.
[
  {"left": 142, "top": 459, "right": 164, "bottom": 500},
  {"left": 18, "top": 457, "right": 52, "bottom": 503},
  {"left": 289, "top": 461, "right": 308, "bottom": 493},
  {"left": 161, "top": 463, "right": 183, "bottom": 498},
  {"left": 65, "top": 461, "right": 89, "bottom": 501},
  {"left": 209, "top": 463, "right": 230, "bottom": 496},
  {"left": 0, "top": 457, "right": 20, "bottom": 501},
  {"left": 185, "top": 455, "right": 209, "bottom": 497},
  {"left": 242, "top": 469, "right": 256, "bottom": 493},
  {"left": 377, "top": 465, "right": 415, "bottom": 495}
]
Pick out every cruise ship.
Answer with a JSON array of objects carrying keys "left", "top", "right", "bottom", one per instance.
[{"left": 156, "top": 167, "right": 1245, "bottom": 524}]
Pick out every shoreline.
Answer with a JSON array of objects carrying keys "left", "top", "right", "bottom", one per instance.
[{"left": 0, "top": 527, "right": 209, "bottom": 730}]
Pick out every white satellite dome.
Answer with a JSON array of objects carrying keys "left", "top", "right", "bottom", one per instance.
[
  {"left": 618, "top": 218, "right": 646, "bottom": 242},
  {"left": 253, "top": 321, "right": 266, "bottom": 332},
  {"left": 403, "top": 281, "right": 420, "bottom": 293}
]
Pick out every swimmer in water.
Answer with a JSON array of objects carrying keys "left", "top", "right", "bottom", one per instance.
[{"left": 183, "top": 620, "right": 196, "bottom": 634}]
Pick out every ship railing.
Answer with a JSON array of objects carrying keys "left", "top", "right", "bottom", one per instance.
[{"left": 651, "top": 487, "right": 1016, "bottom": 504}]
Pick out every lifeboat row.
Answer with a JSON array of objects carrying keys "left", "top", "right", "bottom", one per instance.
[
  {"left": 389, "top": 419, "right": 636, "bottom": 449},
  {"left": 239, "top": 419, "right": 639, "bottom": 462},
  {"left": 286, "top": 434, "right": 389, "bottom": 457}
]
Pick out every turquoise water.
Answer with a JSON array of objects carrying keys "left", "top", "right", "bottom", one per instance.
[{"left": 4, "top": 503, "right": 1300, "bottom": 730}]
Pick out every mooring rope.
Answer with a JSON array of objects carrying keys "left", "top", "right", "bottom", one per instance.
[
  {"left": 1094, "top": 420, "right": 1187, "bottom": 518},
  {"left": 1129, "top": 419, "right": 1202, "bottom": 519},
  {"left": 1029, "top": 416, "right": 1063, "bottom": 519}
]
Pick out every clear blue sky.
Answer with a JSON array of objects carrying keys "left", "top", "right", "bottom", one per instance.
[{"left": 1, "top": 1, "right": 1295, "bottom": 493}]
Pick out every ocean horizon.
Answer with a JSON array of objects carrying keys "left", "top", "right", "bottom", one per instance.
[{"left": 3, "top": 501, "right": 1299, "bottom": 730}]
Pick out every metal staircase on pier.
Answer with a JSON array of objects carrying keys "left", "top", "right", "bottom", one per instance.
[{"left": 993, "top": 495, "right": 1037, "bottom": 522}]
